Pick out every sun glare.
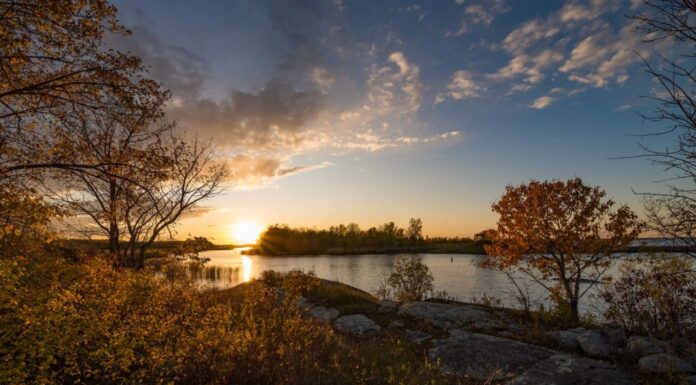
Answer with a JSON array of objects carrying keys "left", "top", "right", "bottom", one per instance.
[{"left": 231, "top": 221, "right": 264, "bottom": 245}]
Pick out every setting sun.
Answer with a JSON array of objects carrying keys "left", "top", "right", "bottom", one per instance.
[{"left": 230, "top": 221, "right": 264, "bottom": 245}]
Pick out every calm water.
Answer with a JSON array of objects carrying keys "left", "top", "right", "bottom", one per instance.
[{"left": 196, "top": 248, "right": 648, "bottom": 313}]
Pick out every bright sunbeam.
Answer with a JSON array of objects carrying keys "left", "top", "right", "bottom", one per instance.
[{"left": 231, "top": 221, "right": 264, "bottom": 245}]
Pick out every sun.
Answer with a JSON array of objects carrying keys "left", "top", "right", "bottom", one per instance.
[{"left": 231, "top": 220, "right": 264, "bottom": 245}]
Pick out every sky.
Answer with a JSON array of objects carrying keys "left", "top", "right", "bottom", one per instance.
[{"left": 108, "top": 0, "right": 676, "bottom": 243}]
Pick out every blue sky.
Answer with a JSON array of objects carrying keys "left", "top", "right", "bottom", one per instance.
[{"left": 110, "top": 0, "right": 674, "bottom": 241}]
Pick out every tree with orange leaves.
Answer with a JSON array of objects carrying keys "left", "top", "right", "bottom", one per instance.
[{"left": 482, "top": 178, "right": 643, "bottom": 323}]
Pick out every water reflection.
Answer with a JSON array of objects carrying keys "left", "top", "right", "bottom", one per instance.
[
  {"left": 195, "top": 248, "right": 652, "bottom": 314},
  {"left": 241, "top": 255, "right": 252, "bottom": 283}
]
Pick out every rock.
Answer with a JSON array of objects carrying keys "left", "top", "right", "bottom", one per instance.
[
  {"left": 429, "top": 329, "right": 554, "bottom": 380},
  {"left": 626, "top": 336, "right": 666, "bottom": 358},
  {"left": 507, "top": 354, "right": 637, "bottom": 385},
  {"left": 686, "top": 375, "right": 696, "bottom": 385},
  {"left": 548, "top": 330, "right": 580, "bottom": 351},
  {"left": 334, "top": 314, "right": 381, "bottom": 336},
  {"left": 469, "top": 319, "right": 507, "bottom": 332},
  {"left": 405, "top": 329, "right": 431, "bottom": 344},
  {"left": 604, "top": 328, "right": 626, "bottom": 347},
  {"left": 388, "top": 320, "right": 405, "bottom": 329},
  {"left": 577, "top": 330, "right": 612, "bottom": 358},
  {"left": 308, "top": 306, "right": 339, "bottom": 323},
  {"left": 638, "top": 354, "right": 696, "bottom": 374},
  {"left": 399, "top": 301, "right": 490, "bottom": 330},
  {"left": 296, "top": 296, "right": 314, "bottom": 311},
  {"left": 378, "top": 300, "right": 399, "bottom": 313}
]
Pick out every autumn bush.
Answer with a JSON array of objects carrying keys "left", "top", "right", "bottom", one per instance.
[
  {"left": 600, "top": 257, "right": 696, "bottom": 339},
  {"left": 388, "top": 256, "right": 435, "bottom": 302},
  {"left": 0, "top": 256, "right": 450, "bottom": 385}
]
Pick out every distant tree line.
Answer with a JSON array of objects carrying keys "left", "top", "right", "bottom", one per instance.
[{"left": 254, "top": 218, "right": 492, "bottom": 255}]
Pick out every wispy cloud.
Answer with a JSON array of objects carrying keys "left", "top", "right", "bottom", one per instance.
[{"left": 530, "top": 96, "right": 554, "bottom": 109}]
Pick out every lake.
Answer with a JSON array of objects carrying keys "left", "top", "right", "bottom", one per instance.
[{"left": 195, "top": 248, "right": 651, "bottom": 313}]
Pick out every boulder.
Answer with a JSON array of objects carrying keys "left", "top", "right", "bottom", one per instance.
[
  {"left": 388, "top": 320, "right": 405, "bottom": 329},
  {"left": 296, "top": 296, "right": 314, "bottom": 311},
  {"left": 334, "top": 314, "right": 381, "bottom": 336},
  {"left": 686, "top": 375, "right": 696, "bottom": 385},
  {"left": 378, "top": 300, "right": 399, "bottom": 313},
  {"left": 638, "top": 354, "right": 696, "bottom": 374},
  {"left": 429, "top": 329, "right": 554, "bottom": 380},
  {"left": 308, "top": 306, "right": 339, "bottom": 323},
  {"left": 405, "top": 329, "right": 431, "bottom": 344},
  {"left": 469, "top": 319, "right": 507, "bottom": 332},
  {"left": 577, "top": 330, "right": 612, "bottom": 358},
  {"left": 507, "top": 354, "right": 637, "bottom": 385},
  {"left": 548, "top": 330, "right": 580, "bottom": 351},
  {"left": 399, "top": 301, "right": 490, "bottom": 330},
  {"left": 626, "top": 336, "right": 666, "bottom": 358},
  {"left": 604, "top": 328, "right": 626, "bottom": 347}
]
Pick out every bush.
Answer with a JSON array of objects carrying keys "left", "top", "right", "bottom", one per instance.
[
  {"left": 387, "top": 256, "right": 434, "bottom": 302},
  {"left": 0, "top": 256, "right": 452, "bottom": 385},
  {"left": 600, "top": 257, "right": 696, "bottom": 339}
]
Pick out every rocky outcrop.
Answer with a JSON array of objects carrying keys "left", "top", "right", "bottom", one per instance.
[
  {"left": 378, "top": 300, "right": 399, "bottom": 313},
  {"left": 507, "top": 354, "right": 637, "bottom": 385},
  {"left": 429, "top": 329, "right": 554, "bottom": 380},
  {"left": 405, "top": 329, "right": 431, "bottom": 344},
  {"left": 309, "top": 306, "right": 339, "bottom": 323},
  {"left": 398, "top": 301, "right": 490, "bottom": 329},
  {"left": 334, "top": 314, "right": 381, "bottom": 336},
  {"left": 638, "top": 353, "right": 696, "bottom": 374},
  {"left": 576, "top": 330, "right": 613, "bottom": 358},
  {"left": 626, "top": 336, "right": 666, "bottom": 358}
]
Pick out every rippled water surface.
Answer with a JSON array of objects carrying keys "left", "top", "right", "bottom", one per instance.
[{"left": 196, "top": 248, "right": 651, "bottom": 312}]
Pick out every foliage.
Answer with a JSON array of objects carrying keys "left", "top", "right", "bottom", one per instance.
[
  {"left": 0, "top": 184, "right": 57, "bottom": 258},
  {"left": 483, "top": 178, "right": 643, "bottom": 324},
  {"left": 0, "top": 255, "right": 457, "bottom": 385},
  {"left": 0, "top": 0, "right": 167, "bottom": 178},
  {"left": 388, "top": 256, "right": 435, "bottom": 302},
  {"left": 600, "top": 257, "right": 696, "bottom": 339}
]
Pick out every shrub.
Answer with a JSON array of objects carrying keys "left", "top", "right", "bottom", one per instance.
[
  {"left": 0, "top": 256, "right": 452, "bottom": 385},
  {"left": 387, "top": 256, "right": 434, "bottom": 302},
  {"left": 600, "top": 257, "right": 696, "bottom": 339}
]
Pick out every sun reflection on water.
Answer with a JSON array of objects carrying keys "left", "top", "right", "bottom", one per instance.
[{"left": 241, "top": 256, "right": 252, "bottom": 282}]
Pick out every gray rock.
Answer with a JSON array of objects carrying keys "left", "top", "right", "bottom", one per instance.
[
  {"left": 577, "top": 330, "right": 612, "bottom": 358},
  {"left": 548, "top": 330, "right": 580, "bottom": 351},
  {"left": 469, "top": 319, "right": 507, "bottom": 332},
  {"left": 638, "top": 354, "right": 696, "bottom": 374},
  {"left": 507, "top": 354, "right": 637, "bottom": 385},
  {"left": 308, "top": 306, "right": 339, "bottom": 323},
  {"left": 429, "top": 329, "right": 554, "bottom": 380},
  {"left": 626, "top": 336, "right": 666, "bottom": 358},
  {"left": 686, "top": 375, "right": 696, "bottom": 385},
  {"left": 399, "top": 301, "right": 490, "bottom": 330},
  {"left": 604, "top": 328, "right": 626, "bottom": 347},
  {"left": 296, "top": 296, "right": 314, "bottom": 311},
  {"left": 334, "top": 314, "right": 381, "bottom": 336},
  {"left": 388, "top": 320, "right": 405, "bottom": 329},
  {"left": 378, "top": 300, "right": 399, "bottom": 313},
  {"left": 405, "top": 329, "right": 431, "bottom": 344}
]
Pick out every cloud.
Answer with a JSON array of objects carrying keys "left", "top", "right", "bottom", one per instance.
[
  {"left": 530, "top": 96, "right": 554, "bottom": 109},
  {"left": 447, "top": 0, "right": 509, "bottom": 37},
  {"left": 484, "top": 0, "right": 666, "bottom": 106},
  {"left": 367, "top": 51, "right": 422, "bottom": 115},
  {"left": 436, "top": 70, "right": 483, "bottom": 103}
]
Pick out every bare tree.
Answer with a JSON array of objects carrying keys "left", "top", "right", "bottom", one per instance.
[{"left": 631, "top": 1, "right": 696, "bottom": 253}]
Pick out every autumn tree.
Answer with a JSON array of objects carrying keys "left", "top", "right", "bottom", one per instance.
[
  {"left": 0, "top": 0, "right": 167, "bottom": 179},
  {"left": 482, "top": 178, "right": 642, "bottom": 323}
]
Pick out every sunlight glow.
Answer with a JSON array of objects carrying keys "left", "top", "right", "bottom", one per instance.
[
  {"left": 241, "top": 255, "right": 252, "bottom": 282},
  {"left": 231, "top": 221, "right": 264, "bottom": 245}
]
